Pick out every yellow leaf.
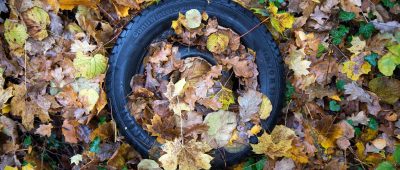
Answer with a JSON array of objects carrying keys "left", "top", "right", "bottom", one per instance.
[
  {"left": 59, "top": 0, "right": 100, "bottom": 10},
  {"left": 251, "top": 125, "right": 295, "bottom": 159},
  {"left": 341, "top": 55, "right": 371, "bottom": 81},
  {"left": 159, "top": 139, "right": 213, "bottom": 170},
  {"left": 249, "top": 124, "right": 262, "bottom": 135},
  {"left": 268, "top": 3, "right": 294, "bottom": 34},
  {"left": 4, "top": 166, "right": 17, "bottom": 170},
  {"left": 216, "top": 86, "right": 235, "bottom": 110},
  {"left": 285, "top": 48, "right": 311, "bottom": 77},
  {"left": 73, "top": 52, "right": 108, "bottom": 79},
  {"left": 173, "top": 78, "right": 186, "bottom": 97},
  {"left": 347, "top": 36, "right": 366, "bottom": 54},
  {"left": 78, "top": 88, "right": 99, "bottom": 112},
  {"left": 259, "top": 95, "right": 272, "bottom": 119},
  {"left": 4, "top": 19, "right": 28, "bottom": 56},
  {"left": 22, "top": 7, "right": 50, "bottom": 40},
  {"left": 206, "top": 33, "right": 229, "bottom": 54},
  {"left": 355, "top": 142, "right": 365, "bottom": 159},
  {"left": 330, "top": 95, "right": 342, "bottom": 101},
  {"left": 22, "top": 163, "right": 35, "bottom": 170},
  {"left": 112, "top": 3, "right": 130, "bottom": 17}
]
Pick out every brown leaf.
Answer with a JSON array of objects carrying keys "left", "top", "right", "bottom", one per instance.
[
  {"left": 90, "top": 121, "right": 115, "bottom": 140},
  {"left": 62, "top": 119, "right": 78, "bottom": 143},
  {"left": 238, "top": 89, "right": 262, "bottom": 122},
  {"left": 35, "top": 123, "right": 53, "bottom": 137}
]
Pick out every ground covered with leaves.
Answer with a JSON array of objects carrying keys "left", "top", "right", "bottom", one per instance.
[{"left": 0, "top": 0, "right": 400, "bottom": 169}]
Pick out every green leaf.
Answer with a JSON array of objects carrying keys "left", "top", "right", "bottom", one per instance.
[
  {"left": 330, "top": 25, "right": 349, "bottom": 45},
  {"left": 98, "top": 116, "right": 107, "bottom": 125},
  {"left": 378, "top": 44, "right": 400, "bottom": 76},
  {"left": 336, "top": 79, "right": 345, "bottom": 91},
  {"left": 255, "top": 157, "right": 266, "bottom": 170},
  {"left": 4, "top": 19, "right": 29, "bottom": 51},
  {"left": 376, "top": 161, "right": 395, "bottom": 170},
  {"left": 73, "top": 52, "right": 108, "bottom": 79},
  {"left": 23, "top": 136, "right": 32, "bottom": 147},
  {"left": 285, "top": 82, "right": 295, "bottom": 102},
  {"left": 329, "top": 101, "right": 340, "bottom": 111},
  {"left": 369, "top": 77, "right": 400, "bottom": 104},
  {"left": 317, "top": 44, "right": 326, "bottom": 57},
  {"left": 354, "top": 127, "right": 361, "bottom": 137},
  {"left": 394, "top": 145, "right": 400, "bottom": 164},
  {"left": 381, "top": 0, "right": 396, "bottom": 8},
  {"left": 339, "top": 10, "right": 355, "bottom": 22},
  {"left": 358, "top": 22, "right": 375, "bottom": 39},
  {"left": 251, "top": 8, "right": 269, "bottom": 17},
  {"left": 258, "top": 0, "right": 265, "bottom": 4},
  {"left": 90, "top": 136, "right": 101, "bottom": 153},
  {"left": 364, "top": 52, "right": 378, "bottom": 67},
  {"left": 368, "top": 117, "right": 378, "bottom": 130}
]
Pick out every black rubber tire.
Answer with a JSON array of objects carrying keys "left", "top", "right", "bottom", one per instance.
[{"left": 105, "top": 0, "right": 284, "bottom": 168}]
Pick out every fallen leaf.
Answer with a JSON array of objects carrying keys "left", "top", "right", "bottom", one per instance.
[
  {"left": 238, "top": 90, "right": 262, "bottom": 122},
  {"left": 59, "top": 0, "right": 99, "bottom": 10},
  {"left": 159, "top": 139, "right": 213, "bottom": 170},
  {"left": 22, "top": 7, "right": 50, "bottom": 41},
  {"left": 369, "top": 77, "right": 400, "bottom": 104},
  {"left": 62, "top": 119, "right": 78, "bottom": 144},
  {"left": 70, "top": 154, "right": 82, "bottom": 165},
  {"left": 285, "top": 48, "right": 311, "bottom": 77},
  {"left": 341, "top": 53, "right": 371, "bottom": 81},
  {"left": 378, "top": 44, "right": 400, "bottom": 76},
  {"left": 348, "top": 111, "right": 369, "bottom": 126},
  {"left": 259, "top": 94, "right": 272, "bottom": 119},
  {"left": 73, "top": 52, "right": 107, "bottom": 79},
  {"left": 70, "top": 39, "right": 96, "bottom": 54},
  {"left": 371, "top": 138, "right": 386, "bottom": 150},
  {"left": 347, "top": 36, "right": 366, "bottom": 54},
  {"left": 185, "top": 9, "right": 202, "bottom": 29},
  {"left": 207, "top": 33, "right": 229, "bottom": 54},
  {"left": 35, "top": 124, "right": 53, "bottom": 137},
  {"left": 251, "top": 125, "right": 295, "bottom": 159},
  {"left": 203, "top": 110, "right": 237, "bottom": 148},
  {"left": 4, "top": 19, "right": 28, "bottom": 56},
  {"left": 268, "top": 3, "right": 295, "bottom": 34},
  {"left": 138, "top": 159, "right": 161, "bottom": 170}
]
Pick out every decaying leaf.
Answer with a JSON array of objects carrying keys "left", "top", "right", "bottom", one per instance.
[
  {"left": 207, "top": 33, "right": 229, "bottom": 54},
  {"left": 238, "top": 90, "right": 262, "bottom": 122},
  {"left": 285, "top": 48, "right": 311, "bottom": 77},
  {"left": 22, "top": 7, "right": 50, "bottom": 41},
  {"left": 35, "top": 123, "right": 53, "bottom": 137},
  {"left": 369, "top": 77, "right": 400, "bottom": 104},
  {"left": 203, "top": 110, "right": 237, "bottom": 148}
]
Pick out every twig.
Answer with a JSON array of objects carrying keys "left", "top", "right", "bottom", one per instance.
[{"left": 236, "top": 17, "right": 269, "bottom": 40}]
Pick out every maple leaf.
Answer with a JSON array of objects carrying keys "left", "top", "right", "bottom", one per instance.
[
  {"left": 70, "top": 39, "right": 96, "bottom": 54},
  {"left": 70, "top": 154, "right": 83, "bottom": 165},
  {"left": 341, "top": 53, "right": 371, "bottom": 81},
  {"left": 159, "top": 139, "right": 213, "bottom": 170},
  {"left": 251, "top": 125, "right": 295, "bottom": 159},
  {"left": 146, "top": 114, "right": 179, "bottom": 141},
  {"left": 285, "top": 48, "right": 311, "bottom": 77},
  {"left": 238, "top": 90, "right": 262, "bottom": 122},
  {"left": 268, "top": 3, "right": 294, "bottom": 34},
  {"left": 203, "top": 110, "right": 237, "bottom": 148},
  {"left": 347, "top": 36, "right": 366, "bottom": 54},
  {"left": 35, "top": 123, "right": 53, "bottom": 137}
]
